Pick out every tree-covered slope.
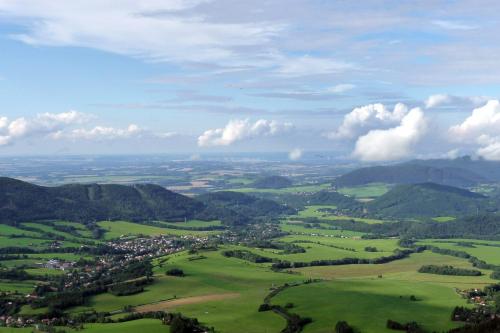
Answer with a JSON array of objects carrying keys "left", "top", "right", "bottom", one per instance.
[
  {"left": 197, "top": 191, "right": 293, "bottom": 224},
  {"left": 0, "top": 177, "right": 206, "bottom": 223},
  {"left": 334, "top": 163, "right": 486, "bottom": 188},
  {"left": 251, "top": 175, "right": 292, "bottom": 189},
  {"left": 367, "top": 182, "right": 491, "bottom": 218}
]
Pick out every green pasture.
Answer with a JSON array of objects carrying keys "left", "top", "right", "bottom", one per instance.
[
  {"left": 67, "top": 248, "right": 301, "bottom": 333},
  {"left": 431, "top": 216, "right": 456, "bottom": 222},
  {"left": 230, "top": 183, "right": 330, "bottom": 194},
  {"left": 294, "top": 251, "right": 495, "bottom": 289},
  {"left": 21, "top": 222, "right": 89, "bottom": 243},
  {"left": 0, "top": 224, "right": 41, "bottom": 237},
  {"left": 338, "top": 183, "right": 389, "bottom": 198},
  {"left": 280, "top": 221, "right": 365, "bottom": 237},
  {"left": 53, "top": 221, "right": 94, "bottom": 237},
  {"left": 159, "top": 220, "right": 222, "bottom": 228},
  {"left": 417, "top": 239, "right": 500, "bottom": 265},
  {"left": 0, "top": 280, "right": 37, "bottom": 293},
  {"left": 0, "top": 236, "right": 81, "bottom": 250},
  {"left": 272, "top": 278, "right": 467, "bottom": 333},
  {"left": 97, "top": 221, "right": 219, "bottom": 239}
]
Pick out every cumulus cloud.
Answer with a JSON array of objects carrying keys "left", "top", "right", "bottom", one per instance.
[
  {"left": 0, "top": 110, "right": 90, "bottom": 145},
  {"left": 425, "top": 94, "right": 488, "bottom": 109},
  {"left": 53, "top": 124, "right": 141, "bottom": 140},
  {"left": 0, "top": 110, "right": 176, "bottom": 146},
  {"left": 448, "top": 100, "right": 500, "bottom": 160},
  {"left": 353, "top": 108, "right": 427, "bottom": 161},
  {"left": 449, "top": 100, "right": 500, "bottom": 140},
  {"left": 288, "top": 148, "right": 303, "bottom": 161},
  {"left": 198, "top": 119, "right": 293, "bottom": 147},
  {"left": 328, "top": 103, "right": 408, "bottom": 139}
]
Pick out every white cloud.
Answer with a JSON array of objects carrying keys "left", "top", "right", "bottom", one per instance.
[
  {"left": 425, "top": 94, "right": 452, "bottom": 109},
  {"left": 55, "top": 124, "right": 142, "bottom": 140},
  {"left": 198, "top": 119, "right": 293, "bottom": 147},
  {"left": 326, "top": 84, "right": 355, "bottom": 94},
  {"left": 449, "top": 100, "right": 500, "bottom": 140},
  {"left": 448, "top": 100, "right": 500, "bottom": 160},
  {"left": 328, "top": 103, "right": 408, "bottom": 139},
  {"left": 288, "top": 148, "right": 303, "bottom": 161},
  {"left": 353, "top": 108, "right": 427, "bottom": 161},
  {"left": 0, "top": 110, "right": 175, "bottom": 145},
  {"left": 425, "top": 94, "right": 488, "bottom": 109},
  {"left": 0, "top": 0, "right": 283, "bottom": 66},
  {"left": 0, "top": 110, "right": 90, "bottom": 145}
]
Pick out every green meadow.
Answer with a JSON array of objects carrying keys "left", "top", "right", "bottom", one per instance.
[
  {"left": 230, "top": 183, "right": 331, "bottom": 194},
  {"left": 338, "top": 183, "right": 389, "bottom": 198},
  {"left": 159, "top": 219, "right": 222, "bottom": 228},
  {"left": 272, "top": 279, "right": 466, "bottom": 333},
  {"left": 97, "top": 221, "right": 220, "bottom": 239},
  {"left": 291, "top": 205, "right": 385, "bottom": 224},
  {"left": 418, "top": 239, "right": 500, "bottom": 265},
  {"left": 280, "top": 221, "right": 365, "bottom": 237}
]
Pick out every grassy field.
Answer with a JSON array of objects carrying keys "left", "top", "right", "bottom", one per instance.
[
  {"left": 97, "top": 221, "right": 220, "bottom": 239},
  {"left": 417, "top": 239, "right": 500, "bottom": 265},
  {"left": 338, "top": 183, "right": 389, "bottom": 198},
  {"left": 0, "top": 319, "right": 168, "bottom": 333},
  {"left": 294, "top": 251, "right": 495, "bottom": 288},
  {"left": 53, "top": 221, "right": 94, "bottom": 237},
  {"left": 79, "top": 319, "right": 167, "bottom": 333},
  {"left": 0, "top": 280, "right": 38, "bottom": 293},
  {"left": 159, "top": 220, "right": 222, "bottom": 228},
  {"left": 230, "top": 183, "right": 331, "bottom": 194},
  {"left": 66, "top": 248, "right": 301, "bottom": 333},
  {"left": 233, "top": 242, "right": 395, "bottom": 262},
  {"left": 0, "top": 224, "right": 41, "bottom": 237},
  {"left": 272, "top": 279, "right": 467, "bottom": 333},
  {"left": 0, "top": 236, "right": 82, "bottom": 250},
  {"left": 281, "top": 221, "right": 366, "bottom": 237},
  {"left": 290, "top": 206, "right": 385, "bottom": 224},
  {"left": 21, "top": 222, "right": 89, "bottom": 242},
  {"left": 432, "top": 216, "right": 456, "bottom": 222}
]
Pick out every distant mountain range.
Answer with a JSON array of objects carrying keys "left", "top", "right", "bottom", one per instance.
[{"left": 335, "top": 156, "right": 497, "bottom": 188}]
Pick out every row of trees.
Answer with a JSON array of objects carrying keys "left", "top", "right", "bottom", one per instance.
[{"left": 418, "top": 265, "right": 482, "bottom": 276}]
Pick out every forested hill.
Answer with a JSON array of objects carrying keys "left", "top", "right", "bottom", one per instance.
[
  {"left": 252, "top": 175, "right": 292, "bottom": 189},
  {"left": 334, "top": 163, "right": 486, "bottom": 188},
  {"left": 409, "top": 156, "right": 500, "bottom": 182},
  {"left": 0, "top": 177, "right": 207, "bottom": 223},
  {"left": 367, "top": 182, "right": 491, "bottom": 218}
]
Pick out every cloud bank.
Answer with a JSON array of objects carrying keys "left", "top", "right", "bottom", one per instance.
[
  {"left": 328, "top": 103, "right": 408, "bottom": 140},
  {"left": 198, "top": 119, "right": 293, "bottom": 147},
  {"left": 449, "top": 100, "right": 500, "bottom": 160},
  {"left": 353, "top": 108, "right": 427, "bottom": 161}
]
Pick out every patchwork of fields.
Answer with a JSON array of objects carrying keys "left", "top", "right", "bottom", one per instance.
[{"left": 1, "top": 186, "right": 499, "bottom": 333}]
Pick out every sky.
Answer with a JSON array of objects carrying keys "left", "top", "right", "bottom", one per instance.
[{"left": 0, "top": 0, "right": 500, "bottom": 161}]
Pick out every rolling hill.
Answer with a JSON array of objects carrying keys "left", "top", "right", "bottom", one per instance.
[
  {"left": 367, "top": 182, "right": 492, "bottom": 218},
  {"left": 0, "top": 177, "right": 208, "bottom": 223},
  {"left": 334, "top": 163, "right": 486, "bottom": 188}
]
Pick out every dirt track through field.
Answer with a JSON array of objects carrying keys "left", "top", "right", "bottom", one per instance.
[{"left": 134, "top": 293, "right": 240, "bottom": 312}]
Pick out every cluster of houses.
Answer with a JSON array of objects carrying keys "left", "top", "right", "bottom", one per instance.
[{"left": 37, "top": 259, "right": 74, "bottom": 271}]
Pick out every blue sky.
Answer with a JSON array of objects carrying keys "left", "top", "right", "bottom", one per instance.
[{"left": 0, "top": 0, "right": 499, "bottom": 160}]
